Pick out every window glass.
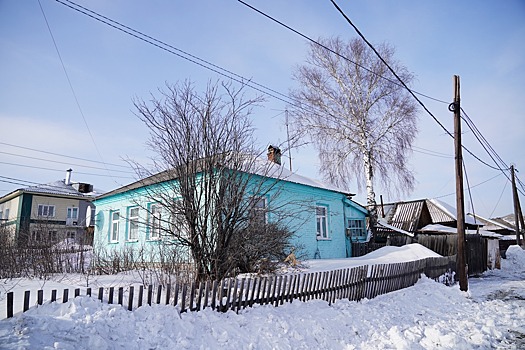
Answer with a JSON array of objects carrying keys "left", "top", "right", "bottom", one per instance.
[
  {"left": 111, "top": 211, "right": 120, "bottom": 241},
  {"left": 129, "top": 207, "right": 139, "bottom": 240},
  {"left": 150, "top": 205, "right": 161, "bottom": 239},
  {"left": 316, "top": 206, "right": 328, "bottom": 239},
  {"left": 249, "top": 196, "right": 267, "bottom": 224}
]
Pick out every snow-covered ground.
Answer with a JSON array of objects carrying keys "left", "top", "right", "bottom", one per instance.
[{"left": 0, "top": 244, "right": 524, "bottom": 349}]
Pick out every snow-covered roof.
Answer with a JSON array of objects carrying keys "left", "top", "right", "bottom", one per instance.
[
  {"left": 420, "top": 224, "right": 504, "bottom": 238},
  {"left": 24, "top": 181, "right": 92, "bottom": 197},
  {"left": 257, "top": 159, "right": 354, "bottom": 195},
  {"left": 428, "top": 198, "right": 478, "bottom": 225},
  {"left": 376, "top": 219, "right": 415, "bottom": 237},
  {"left": 0, "top": 180, "right": 102, "bottom": 202},
  {"left": 97, "top": 157, "right": 361, "bottom": 203}
]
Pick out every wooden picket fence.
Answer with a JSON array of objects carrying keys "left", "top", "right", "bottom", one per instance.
[{"left": 4, "top": 255, "right": 456, "bottom": 319}]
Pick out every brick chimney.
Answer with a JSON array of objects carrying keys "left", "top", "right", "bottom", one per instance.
[{"left": 267, "top": 145, "right": 282, "bottom": 165}]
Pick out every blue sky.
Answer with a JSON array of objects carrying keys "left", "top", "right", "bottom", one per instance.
[{"left": 1, "top": 0, "right": 524, "bottom": 218}]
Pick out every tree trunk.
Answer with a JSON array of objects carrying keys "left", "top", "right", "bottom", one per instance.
[{"left": 364, "top": 149, "right": 377, "bottom": 241}]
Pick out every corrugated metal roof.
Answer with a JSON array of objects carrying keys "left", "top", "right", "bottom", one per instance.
[
  {"left": 390, "top": 200, "right": 424, "bottom": 232},
  {"left": 426, "top": 199, "right": 455, "bottom": 223}
]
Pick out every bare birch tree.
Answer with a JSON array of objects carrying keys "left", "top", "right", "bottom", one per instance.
[
  {"left": 131, "top": 80, "right": 295, "bottom": 282},
  {"left": 289, "top": 37, "right": 418, "bottom": 235}
]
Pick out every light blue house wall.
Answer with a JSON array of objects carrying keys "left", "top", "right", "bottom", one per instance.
[{"left": 93, "top": 170, "right": 368, "bottom": 260}]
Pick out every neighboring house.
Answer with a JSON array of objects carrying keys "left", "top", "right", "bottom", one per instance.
[
  {"left": 376, "top": 198, "right": 481, "bottom": 243},
  {"left": 468, "top": 213, "right": 520, "bottom": 258},
  {"left": 93, "top": 148, "right": 368, "bottom": 261},
  {"left": 0, "top": 169, "right": 99, "bottom": 246}
]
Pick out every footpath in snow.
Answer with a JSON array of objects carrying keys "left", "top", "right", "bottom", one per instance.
[{"left": 0, "top": 244, "right": 524, "bottom": 349}]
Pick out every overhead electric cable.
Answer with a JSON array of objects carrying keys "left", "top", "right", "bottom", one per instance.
[
  {"left": 0, "top": 151, "right": 134, "bottom": 174},
  {"left": 460, "top": 108, "right": 511, "bottom": 172},
  {"left": 237, "top": 0, "right": 503, "bottom": 172},
  {"left": 412, "top": 146, "right": 453, "bottom": 159},
  {"left": 462, "top": 161, "right": 477, "bottom": 222},
  {"left": 54, "top": 0, "right": 299, "bottom": 109},
  {"left": 237, "top": 0, "right": 448, "bottom": 105},
  {"left": 38, "top": 0, "right": 111, "bottom": 177},
  {"left": 0, "top": 141, "right": 131, "bottom": 169},
  {"left": 0, "top": 161, "right": 134, "bottom": 179},
  {"left": 490, "top": 179, "right": 508, "bottom": 218},
  {"left": 434, "top": 172, "right": 504, "bottom": 199},
  {"left": 327, "top": 0, "right": 510, "bottom": 173}
]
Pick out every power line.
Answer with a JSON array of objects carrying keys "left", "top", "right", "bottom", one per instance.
[
  {"left": 0, "top": 150, "right": 134, "bottom": 174},
  {"left": 0, "top": 141, "right": 131, "bottom": 169},
  {"left": 460, "top": 109, "right": 511, "bottom": 172},
  {"left": 490, "top": 178, "right": 508, "bottom": 218},
  {"left": 412, "top": 146, "right": 453, "bottom": 159},
  {"left": 237, "top": 0, "right": 449, "bottom": 105},
  {"left": 327, "top": 0, "right": 517, "bottom": 175},
  {"left": 434, "top": 172, "right": 504, "bottom": 199},
  {"left": 54, "top": 0, "right": 299, "bottom": 108},
  {"left": 238, "top": 0, "right": 505, "bottom": 174},
  {"left": 0, "top": 161, "right": 134, "bottom": 179},
  {"left": 38, "top": 0, "right": 111, "bottom": 178}
]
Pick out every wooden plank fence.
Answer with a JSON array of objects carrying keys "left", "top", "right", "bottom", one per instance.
[{"left": 4, "top": 255, "right": 456, "bottom": 319}]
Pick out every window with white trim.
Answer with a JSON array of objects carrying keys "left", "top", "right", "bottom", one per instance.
[
  {"left": 128, "top": 207, "right": 139, "bottom": 241},
  {"left": 48, "top": 230, "right": 58, "bottom": 241},
  {"left": 249, "top": 196, "right": 267, "bottom": 224},
  {"left": 31, "top": 231, "right": 42, "bottom": 242},
  {"left": 149, "top": 204, "right": 161, "bottom": 240},
  {"left": 67, "top": 207, "right": 78, "bottom": 219},
  {"left": 110, "top": 211, "right": 120, "bottom": 242},
  {"left": 4, "top": 209, "right": 9, "bottom": 220},
  {"left": 347, "top": 219, "right": 366, "bottom": 239},
  {"left": 38, "top": 204, "right": 55, "bottom": 218},
  {"left": 170, "top": 200, "right": 188, "bottom": 239},
  {"left": 316, "top": 206, "right": 329, "bottom": 239}
]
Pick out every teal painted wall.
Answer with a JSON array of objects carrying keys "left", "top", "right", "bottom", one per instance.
[{"left": 93, "top": 175, "right": 367, "bottom": 260}]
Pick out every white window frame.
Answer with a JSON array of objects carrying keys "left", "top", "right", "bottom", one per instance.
[
  {"left": 128, "top": 207, "right": 139, "bottom": 241},
  {"left": 4, "top": 208, "right": 9, "bottom": 220},
  {"left": 31, "top": 231, "right": 43, "bottom": 242},
  {"left": 37, "top": 204, "right": 55, "bottom": 218},
  {"left": 316, "top": 205, "right": 329, "bottom": 239},
  {"left": 110, "top": 210, "right": 120, "bottom": 242},
  {"left": 169, "top": 199, "right": 189, "bottom": 239},
  {"left": 249, "top": 196, "right": 267, "bottom": 224},
  {"left": 48, "top": 230, "right": 58, "bottom": 241},
  {"left": 67, "top": 207, "right": 79, "bottom": 219},
  {"left": 149, "top": 204, "right": 161, "bottom": 240},
  {"left": 347, "top": 219, "right": 366, "bottom": 239}
]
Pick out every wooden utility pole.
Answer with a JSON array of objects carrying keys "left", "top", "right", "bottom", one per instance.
[
  {"left": 452, "top": 75, "right": 468, "bottom": 291},
  {"left": 510, "top": 165, "right": 523, "bottom": 246}
]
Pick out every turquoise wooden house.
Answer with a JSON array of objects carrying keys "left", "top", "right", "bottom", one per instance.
[{"left": 93, "top": 147, "right": 368, "bottom": 261}]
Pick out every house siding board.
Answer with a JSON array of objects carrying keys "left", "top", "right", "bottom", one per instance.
[{"left": 93, "top": 168, "right": 367, "bottom": 260}]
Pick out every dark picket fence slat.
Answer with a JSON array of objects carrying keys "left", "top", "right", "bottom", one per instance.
[{"left": 4, "top": 255, "right": 457, "bottom": 319}]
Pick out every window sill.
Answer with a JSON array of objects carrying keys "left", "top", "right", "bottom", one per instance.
[
  {"left": 126, "top": 239, "right": 139, "bottom": 243},
  {"left": 316, "top": 237, "right": 331, "bottom": 241},
  {"left": 147, "top": 238, "right": 161, "bottom": 242},
  {"left": 108, "top": 241, "right": 119, "bottom": 244}
]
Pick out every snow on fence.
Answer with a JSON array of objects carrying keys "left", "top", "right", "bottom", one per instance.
[{"left": 4, "top": 255, "right": 456, "bottom": 319}]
